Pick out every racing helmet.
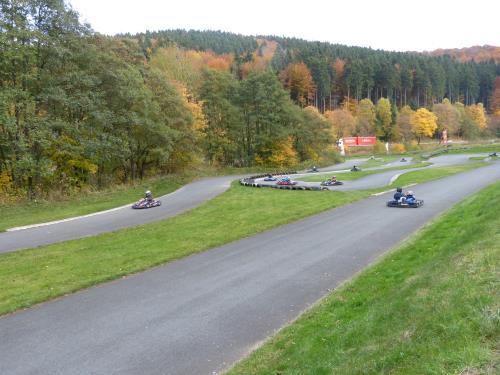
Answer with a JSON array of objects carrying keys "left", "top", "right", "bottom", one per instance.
[
  {"left": 145, "top": 190, "right": 152, "bottom": 198},
  {"left": 397, "top": 187, "right": 403, "bottom": 193},
  {"left": 407, "top": 190, "right": 414, "bottom": 195}
]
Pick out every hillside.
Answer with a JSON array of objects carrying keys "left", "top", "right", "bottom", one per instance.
[
  {"left": 428, "top": 45, "right": 500, "bottom": 63},
  {"left": 133, "top": 30, "right": 499, "bottom": 110}
]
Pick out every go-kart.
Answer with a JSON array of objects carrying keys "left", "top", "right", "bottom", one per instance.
[
  {"left": 263, "top": 175, "right": 277, "bottom": 181},
  {"left": 320, "top": 180, "right": 344, "bottom": 186},
  {"left": 351, "top": 166, "right": 361, "bottom": 172},
  {"left": 276, "top": 177, "right": 297, "bottom": 186},
  {"left": 132, "top": 198, "right": 162, "bottom": 209},
  {"left": 387, "top": 199, "right": 424, "bottom": 208},
  {"left": 489, "top": 152, "right": 498, "bottom": 157},
  {"left": 400, "top": 158, "right": 407, "bottom": 162},
  {"left": 308, "top": 167, "right": 319, "bottom": 173}
]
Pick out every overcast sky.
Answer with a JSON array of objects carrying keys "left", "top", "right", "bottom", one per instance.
[{"left": 68, "top": 0, "right": 500, "bottom": 52}]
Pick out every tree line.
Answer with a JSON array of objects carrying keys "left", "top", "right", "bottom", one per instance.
[
  {"left": 134, "top": 30, "right": 499, "bottom": 112},
  {"left": 1, "top": 1, "right": 498, "bottom": 199}
]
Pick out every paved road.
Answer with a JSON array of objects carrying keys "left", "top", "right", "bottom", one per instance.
[
  {"left": 0, "top": 154, "right": 487, "bottom": 253},
  {"left": 258, "top": 154, "right": 484, "bottom": 191},
  {"left": 1, "top": 161, "right": 498, "bottom": 375},
  {"left": 0, "top": 176, "right": 238, "bottom": 253}
]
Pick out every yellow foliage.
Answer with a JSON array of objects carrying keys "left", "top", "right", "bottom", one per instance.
[
  {"left": 0, "top": 171, "right": 13, "bottom": 193},
  {"left": 373, "top": 140, "right": 385, "bottom": 154},
  {"left": 465, "top": 103, "right": 487, "bottom": 129},
  {"left": 257, "top": 137, "right": 298, "bottom": 168},
  {"left": 411, "top": 108, "right": 438, "bottom": 140},
  {"left": 391, "top": 143, "right": 406, "bottom": 153}
]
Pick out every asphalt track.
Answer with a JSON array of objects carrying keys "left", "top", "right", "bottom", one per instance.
[
  {"left": 1, "top": 160, "right": 499, "bottom": 375},
  {"left": 0, "top": 154, "right": 486, "bottom": 253},
  {"left": 0, "top": 176, "right": 238, "bottom": 253}
]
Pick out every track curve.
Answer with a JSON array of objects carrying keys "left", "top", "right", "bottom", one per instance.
[{"left": 0, "top": 160, "right": 498, "bottom": 375}]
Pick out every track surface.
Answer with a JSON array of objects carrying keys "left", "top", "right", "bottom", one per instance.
[
  {"left": 1, "top": 161, "right": 498, "bottom": 375},
  {"left": 0, "top": 176, "right": 237, "bottom": 253},
  {"left": 0, "top": 155, "right": 486, "bottom": 253}
]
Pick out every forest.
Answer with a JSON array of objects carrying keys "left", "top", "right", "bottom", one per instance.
[{"left": 1, "top": 0, "right": 499, "bottom": 199}]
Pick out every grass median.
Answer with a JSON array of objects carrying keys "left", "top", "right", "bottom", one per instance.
[
  {"left": 0, "top": 161, "right": 491, "bottom": 316},
  {"left": 389, "top": 162, "right": 486, "bottom": 187},
  {"left": 0, "top": 175, "right": 189, "bottom": 232},
  {"left": 228, "top": 180, "right": 500, "bottom": 375},
  {"left": 299, "top": 162, "right": 432, "bottom": 182}
]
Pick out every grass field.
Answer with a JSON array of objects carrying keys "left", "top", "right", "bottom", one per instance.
[
  {"left": 0, "top": 161, "right": 491, "bottom": 316},
  {"left": 298, "top": 163, "right": 432, "bottom": 183},
  {"left": 0, "top": 175, "right": 189, "bottom": 232},
  {"left": 389, "top": 162, "right": 487, "bottom": 187},
  {"left": 228, "top": 180, "right": 500, "bottom": 375}
]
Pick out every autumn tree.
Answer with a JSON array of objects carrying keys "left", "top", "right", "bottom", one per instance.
[
  {"left": 279, "top": 62, "right": 316, "bottom": 107},
  {"left": 432, "top": 99, "right": 460, "bottom": 137},
  {"left": 325, "top": 109, "right": 355, "bottom": 139},
  {"left": 465, "top": 103, "right": 487, "bottom": 130},
  {"left": 411, "top": 108, "right": 437, "bottom": 143},
  {"left": 355, "top": 98, "right": 376, "bottom": 136},
  {"left": 397, "top": 105, "right": 415, "bottom": 142},
  {"left": 375, "top": 98, "right": 395, "bottom": 141}
]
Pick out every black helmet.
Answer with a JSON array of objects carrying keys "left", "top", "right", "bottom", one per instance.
[{"left": 397, "top": 187, "right": 403, "bottom": 193}]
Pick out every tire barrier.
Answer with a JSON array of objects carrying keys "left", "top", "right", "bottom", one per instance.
[
  {"left": 248, "top": 171, "right": 297, "bottom": 180},
  {"left": 239, "top": 178, "right": 323, "bottom": 191}
]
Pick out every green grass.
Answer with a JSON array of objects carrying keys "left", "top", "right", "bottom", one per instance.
[
  {"left": 0, "top": 155, "right": 344, "bottom": 231},
  {"left": 228, "top": 181, "right": 500, "bottom": 375},
  {"left": 470, "top": 156, "right": 490, "bottom": 161},
  {"left": 0, "top": 175, "right": 189, "bottom": 232},
  {"left": 358, "top": 155, "right": 401, "bottom": 168},
  {"left": 389, "top": 162, "right": 487, "bottom": 187},
  {"left": 0, "top": 161, "right": 491, "bottom": 316},
  {"left": 298, "top": 163, "right": 432, "bottom": 182},
  {"left": 0, "top": 185, "right": 367, "bottom": 316}
]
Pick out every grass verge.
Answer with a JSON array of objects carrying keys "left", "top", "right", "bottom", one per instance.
[
  {"left": 227, "top": 180, "right": 500, "bottom": 375},
  {"left": 389, "top": 162, "right": 486, "bottom": 187},
  {"left": 0, "top": 175, "right": 189, "bottom": 232},
  {"left": 0, "top": 155, "right": 344, "bottom": 232},
  {"left": 298, "top": 162, "right": 432, "bottom": 182},
  {"left": 0, "top": 161, "right": 491, "bottom": 316}
]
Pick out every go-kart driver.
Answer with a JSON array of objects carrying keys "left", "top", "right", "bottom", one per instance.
[
  {"left": 405, "top": 190, "right": 416, "bottom": 204},
  {"left": 330, "top": 175, "right": 337, "bottom": 183},
  {"left": 145, "top": 190, "right": 153, "bottom": 202},
  {"left": 393, "top": 187, "right": 404, "bottom": 202}
]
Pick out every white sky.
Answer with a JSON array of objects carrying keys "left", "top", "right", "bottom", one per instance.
[{"left": 68, "top": 0, "right": 500, "bottom": 52}]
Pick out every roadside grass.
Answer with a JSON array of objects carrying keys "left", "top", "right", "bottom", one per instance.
[
  {"left": 445, "top": 143, "right": 500, "bottom": 154},
  {"left": 470, "top": 156, "right": 490, "bottom": 161},
  {"left": 0, "top": 161, "right": 491, "bottom": 316},
  {"left": 0, "top": 155, "right": 343, "bottom": 232},
  {"left": 358, "top": 155, "right": 401, "bottom": 168},
  {"left": 298, "top": 162, "right": 432, "bottom": 182},
  {"left": 389, "top": 162, "right": 487, "bottom": 188},
  {"left": 228, "top": 180, "right": 500, "bottom": 375},
  {"left": 0, "top": 175, "right": 189, "bottom": 232},
  {"left": 0, "top": 185, "right": 367, "bottom": 316}
]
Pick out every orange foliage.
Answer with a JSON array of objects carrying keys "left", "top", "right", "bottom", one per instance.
[
  {"left": 391, "top": 143, "right": 406, "bottom": 153},
  {"left": 429, "top": 45, "right": 500, "bottom": 63},
  {"left": 334, "top": 58, "right": 345, "bottom": 77},
  {"left": 279, "top": 63, "right": 315, "bottom": 106}
]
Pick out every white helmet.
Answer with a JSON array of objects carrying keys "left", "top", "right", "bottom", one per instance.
[{"left": 407, "top": 190, "right": 414, "bottom": 195}]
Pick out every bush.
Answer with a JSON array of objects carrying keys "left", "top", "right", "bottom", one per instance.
[
  {"left": 373, "top": 141, "right": 386, "bottom": 154},
  {"left": 391, "top": 143, "right": 406, "bottom": 153}
]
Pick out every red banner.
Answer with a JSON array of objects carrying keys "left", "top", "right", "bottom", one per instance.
[
  {"left": 343, "top": 137, "right": 358, "bottom": 146},
  {"left": 340, "top": 137, "right": 376, "bottom": 146},
  {"left": 357, "top": 136, "right": 376, "bottom": 146}
]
